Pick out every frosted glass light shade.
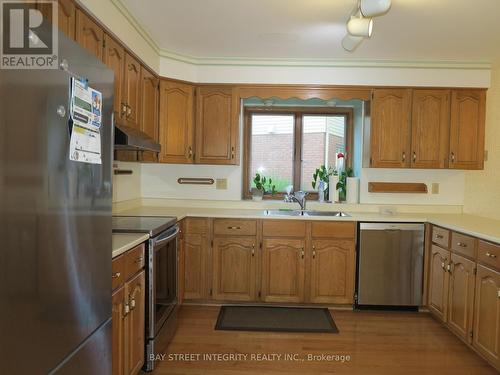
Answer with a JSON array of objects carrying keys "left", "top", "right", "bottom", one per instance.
[
  {"left": 360, "top": 0, "right": 392, "bottom": 17},
  {"left": 341, "top": 34, "right": 363, "bottom": 52},
  {"left": 347, "top": 17, "right": 373, "bottom": 37}
]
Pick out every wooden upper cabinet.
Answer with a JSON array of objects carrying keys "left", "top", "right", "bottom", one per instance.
[
  {"left": 38, "top": 0, "right": 76, "bottom": 40},
  {"left": 411, "top": 90, "right": 451, "bottom": 169},
  {"left": 75, "top": 9, "right": 103, "bottom": 60},
  {"left": 449, "top": 90, "right": 486, "bottom": 170},
  {"left": 309, "top": 239, "right": 355, "bottom": 304},
  {"left": 139, "top": 67, "right": 159, "bottom": 162},
  {"left": 261, "top": 238, "right": 305, "bottom": 303},
  {"left": 447, "top": 253, "right": 476, "bottom": 343},
  {"left": 103, "top": 34, "right": 125, "bottom": 119},
  {"left": 122, "top": 52, "right": 141, "bottom": 129},
  {"left": 473, "top": 265, "right": 500, "bottom": 370},
  {"left": 125, "top": 271, "right": 145, "bottom": 375},
  {"left": 428, "top": 245, "right": 450, "bottom": 322},
  {"left": 370, "top": 89, "right": 412, "bottom": 168},
  {"left": 212, "top": 237, "right": 257, "bottom": 301},
  {"left": 159, "top": 80, "right": 195, "bottom": 164},
  {"left": 195, "top": 86, "right": 239, "bottom": 165}
]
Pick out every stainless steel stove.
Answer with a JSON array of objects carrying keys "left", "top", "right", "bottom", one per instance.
[{"left": 113, "top": 216, "right": 180, "bottom": 372}]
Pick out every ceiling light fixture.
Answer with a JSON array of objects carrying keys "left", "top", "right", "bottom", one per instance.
[
  {"left": 360, "top": 0, "right": 392, "bottom": 17},
  {"left": 341, "top": 34, "right": 363, "bottom": 52},
  {"left": 347, "top": 15, "right": 373, "bottom": 37}
]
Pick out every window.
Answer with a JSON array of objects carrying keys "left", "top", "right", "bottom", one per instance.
[{"left": 243, "top": 107, "right": 352, "bottom": 199}]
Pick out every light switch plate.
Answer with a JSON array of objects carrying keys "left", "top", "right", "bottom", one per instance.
[
  {"left": 431, "top": 183, "right": 440, "bottom": 194},
  {"left": 216, "top": 178, "right": 227, "bottom": 190}
]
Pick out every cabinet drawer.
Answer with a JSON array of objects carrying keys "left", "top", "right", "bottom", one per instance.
[
  {"left": 124, "top": 244, "right": 145, "bottom": 280},
  {"left": 263, "top": 220, "right": 306, "bottom": 237},
  {"left": 213, "top": 219, "right": 257, "bottom": 236},
  {"left": 311, "top": 221, "right": 356, "bottom": 239},
  {"left": 478, "top": 240, "right": 500, "bottom": 270},
  {"left": 432, "top": 226, "right": 450, "bottom": 248},
  {"left": 184, "top": 218, "right": 208, "bottom": 234},
  {"left": 451, "top": 232, "right": 476, "bottom": 259},
  {"left": 112, "top": 255, "right": 126, "bottom": 290}
]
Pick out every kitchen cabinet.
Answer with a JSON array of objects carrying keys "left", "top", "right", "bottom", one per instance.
[
  {"left": 75, "top": 9, "right": 103, "bottom": 60},
  {"left": 310, "top": 239, "right": 355, "bottom": 304},
  {"left": 449, "top": 90, "right": 486, "bottom": 170},
  {"left": 139, "top": 67, "right": 159, "bottom": 162},
  {"left": 212, "top": 236, "right": 257, "bottom": 301},
  {"left": 261, "top": 238, "right": 306, "bottom": 303},
  {"left": 103, "top": 34, "right": 125, "bottom": 119},
  {"left": 473, "top": 265, "right": 500, "bottom": 370},
  {"left": 121, "top": 53, "right": 141, "bottom": 129},
  {"left": 370, "top": 89, "right": 412, "bottom": 168},
  {"left": 183, "top": 219, "right": 210, "bottom": 300},
  {"left": 447, "top": 253, "right": 476, "bottom": 343},
  {"left": 112, "top": 244, "right": 145, "bottom": 375},
  {"left": 411, "top": 90, "right": 450, "bottom": 169},
  {"left": 428, "top": 245, "right": 450, "bottom": 322},
  {"left": 159, "top": 80, "right": 195, "bottom": 163},
  {"left": 37, "top": 0, "right": 76, "bottom": 40},
  {"left": 195, "top": 86, "right": 239, "bottom": 165}
]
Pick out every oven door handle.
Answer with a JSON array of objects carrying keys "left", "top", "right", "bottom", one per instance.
[{"left": 153, "top": 226, "right": 180, "bottom": 247}]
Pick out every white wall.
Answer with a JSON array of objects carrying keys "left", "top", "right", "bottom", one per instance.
[{"left": 113, "top": 162, "right": 141, "bottom": 202}]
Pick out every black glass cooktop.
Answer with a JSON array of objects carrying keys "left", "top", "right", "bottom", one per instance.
[{"left": 112, "top": 216, "right": 177, "bottom": 237}]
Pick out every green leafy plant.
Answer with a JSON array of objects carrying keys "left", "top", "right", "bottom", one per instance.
[
  {"left": 312, "top": 165, "right": 334, "bottom": 189},
  {"left": 253, "top": 173, "right": 277, "bottom": 195},
  {"left": 336, "top": 167, "right": 354, "bottom": 201}
]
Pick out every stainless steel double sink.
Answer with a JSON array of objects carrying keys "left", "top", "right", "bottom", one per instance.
[{"left": 264, "top": 209, "right": 350, "bottom": 217}]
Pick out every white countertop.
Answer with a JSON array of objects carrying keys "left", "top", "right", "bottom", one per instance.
[
  {"left": 112, "top": 233, "right": 149, "bottom": 259},
  {"left": 114, "top": 205, "right": 500, "bottom": 244}
]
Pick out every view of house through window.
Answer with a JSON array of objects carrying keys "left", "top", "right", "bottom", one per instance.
[{"left": 246, "top": 108, "right": 350, "bottom": 197}]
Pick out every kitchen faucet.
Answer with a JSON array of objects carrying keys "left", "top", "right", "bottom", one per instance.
[{"left": 284, "top": 190, "right": 309, "bottom": 211}]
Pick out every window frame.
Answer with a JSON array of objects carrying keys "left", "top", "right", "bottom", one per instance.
[{"left": 243, "top": 106, "right": 353, "bottom": 200}]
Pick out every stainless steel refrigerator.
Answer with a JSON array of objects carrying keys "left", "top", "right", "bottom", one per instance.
[{"left": 0, "top": 32, "right": 114, "bottom": 374}]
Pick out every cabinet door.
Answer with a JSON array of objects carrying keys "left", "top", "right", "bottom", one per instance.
[
  {"left": 370, "top": 89, "right": 412, "bottom": 168},
  {"left": 213, "top": 236, "right": 256, "bottom": 301},
  {"left": 75, "top": 9, "right": 103, "bottom": 60},
  {"left": 159, "top": 80, "right": 195, "bottom": 163},
  {"left": 38, "top": 0, "right": 76, "bottom": 40},
  {"left": 411, "top": 90, "right": 450, "bottom": 169},
  {"left": 473, "top": 265, "right": 500, "bottom": 370},
  {"left": 125, "top": 271, "right": 145, "bottom": 375},
  {"left": 139, "top": 67, "right": 159, "bottom": 162},
  {"left": 183, "top": 233, "right": 208, "bottom": 300},
  {"left": 122, "top": 53, "right": 141, "bottom": 129},
  {"left": 447, "top": 253, "right": 476, "bottom": 343},
  {"left": 261, "top": 238, "right": 305, "bottom": 303},
  {"left": 112, "top": 286, "right": 125, "bottom": 375},
  {"left": 428, "top": 245, "right": 450, "bottom": 322},
  {"left": 310, "top": 239, "right": 355, "bottom": 304},
  {"left": 195, "top": 86, "right": 238, "bottom": 165},
  {"left": 449, "top": 90, "right": 486, "bottom": 170},
  {"left": 103, "top": 34, "right": 125, "bottom": 120}
]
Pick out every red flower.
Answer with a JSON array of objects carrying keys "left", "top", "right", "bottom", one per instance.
[{"left": 337, "top": 152, "right": 345, "bottom": 158}]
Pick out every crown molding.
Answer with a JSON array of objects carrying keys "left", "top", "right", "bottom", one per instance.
[{"left": 112, "top": 0, "right": 491, "bottom": 71}]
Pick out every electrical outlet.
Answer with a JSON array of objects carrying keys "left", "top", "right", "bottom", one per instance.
[
  {"left": 216, "top": 178, "right": 227, "bottom": 190},
  {"left": 431, "top": 183, "right": 440, "bottom": 194}
]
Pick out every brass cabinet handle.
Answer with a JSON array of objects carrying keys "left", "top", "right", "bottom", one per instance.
[
  {"left": 300, "top": 248, "right": 305, "bottom": 259},
  {"left": 441, "top": 262, "right": 446, "bottom": 270},
  {"left": 187, "top": 146, "right": 193, "bottom": 158},
  {"left": 435, "top": 234, "right": 444, "bottom": 239},
  {"left": 251, "top": 244, "right": 255, "bottom": 257},
  {"left": 413, "top": 152, "right": 417, "bottom": 162},
  {"left": 130, "top": 298, "right": 136, "bottom": 310},
  {"left": 312, "top": 246, "right": 316, "bottom": 259},
  {"left": 124, "top": 304, "right": 130, "bottom": 316},
  {"left": 126, "top": 105, "right": 132, "bottom": 117},
  {"left": 231, "top": 146, "right": 235, "bottom": 159},
  {"left": 227, "top": 226, "right": 241, "bottom": 230},
  {"left": 457, "top": 242, "right": 467, "bottom": 248},
  {"left": 121, "top": 103, "right": 127, "bottom": 117},
  {"left": 447, "top": 263, "right": 452, "bottom": 274},
  {"left": 451, "top": 152, "right": 455, "bottom": 162},
  {"left": 486, "top": 252, "right": 498, "bottom": 259},
  {"left": 402, "top": 152, "right": 406, "bottom": 162},
  {"left": 134, "top": 256, "right": 143, "bottom": 264},
  {"left": 112, "top": 272, "right": 121, "bottom": 279}
]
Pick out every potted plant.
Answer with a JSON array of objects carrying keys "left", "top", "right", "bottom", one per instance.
[
  {"left": 312, "top": 165, "right": 334, "bottom": 202},
  {"left": 252, "top": 173, "right": 276, "bottom": 201},
  {"left": 336, "top": 167, "right": 354, "bottom": 202}
]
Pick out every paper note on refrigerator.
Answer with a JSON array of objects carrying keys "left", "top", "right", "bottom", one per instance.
[{"left": 69, "top": 78, "right": 102, "bottom": 164}]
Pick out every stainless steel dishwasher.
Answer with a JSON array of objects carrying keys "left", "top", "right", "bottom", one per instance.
[{"left": 356, "top": 222, "right": 425, "bottom": 309}]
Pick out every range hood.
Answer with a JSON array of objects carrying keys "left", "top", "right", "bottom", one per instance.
[{"left": 114, "top": 122, "right": 161, "bottom": 152}]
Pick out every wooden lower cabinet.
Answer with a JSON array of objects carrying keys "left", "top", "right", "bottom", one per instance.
[
  {"left": 261, "top": 238, "right": 305, "bottom": 303},
  {"left": 125, "top": 271, "right": 145, "bottom": 375},
  {"left": 112, "top": 286, "right": 126, "bottom": 375},
  {"left": 183, "top": 232, "right": 209, "bottom": 300},
  {"left": 447, "top": 253, "right": 475, "bottom": 343},
  {"left": 428, "top": 245, "right": 450, "bottom": 322},
  {"left": 310, "top": 239, "right": 355, "bottom": 304},
  {"left": 212, "top": 236, "right": 257, "bottom": 301},
  {"left": 473, "top": 265, "right": 500, "bottom": 370}
]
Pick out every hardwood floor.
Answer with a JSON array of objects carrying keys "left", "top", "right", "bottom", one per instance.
[{"left": 151, "top": 305, "right": 496, "bottom": 375}]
